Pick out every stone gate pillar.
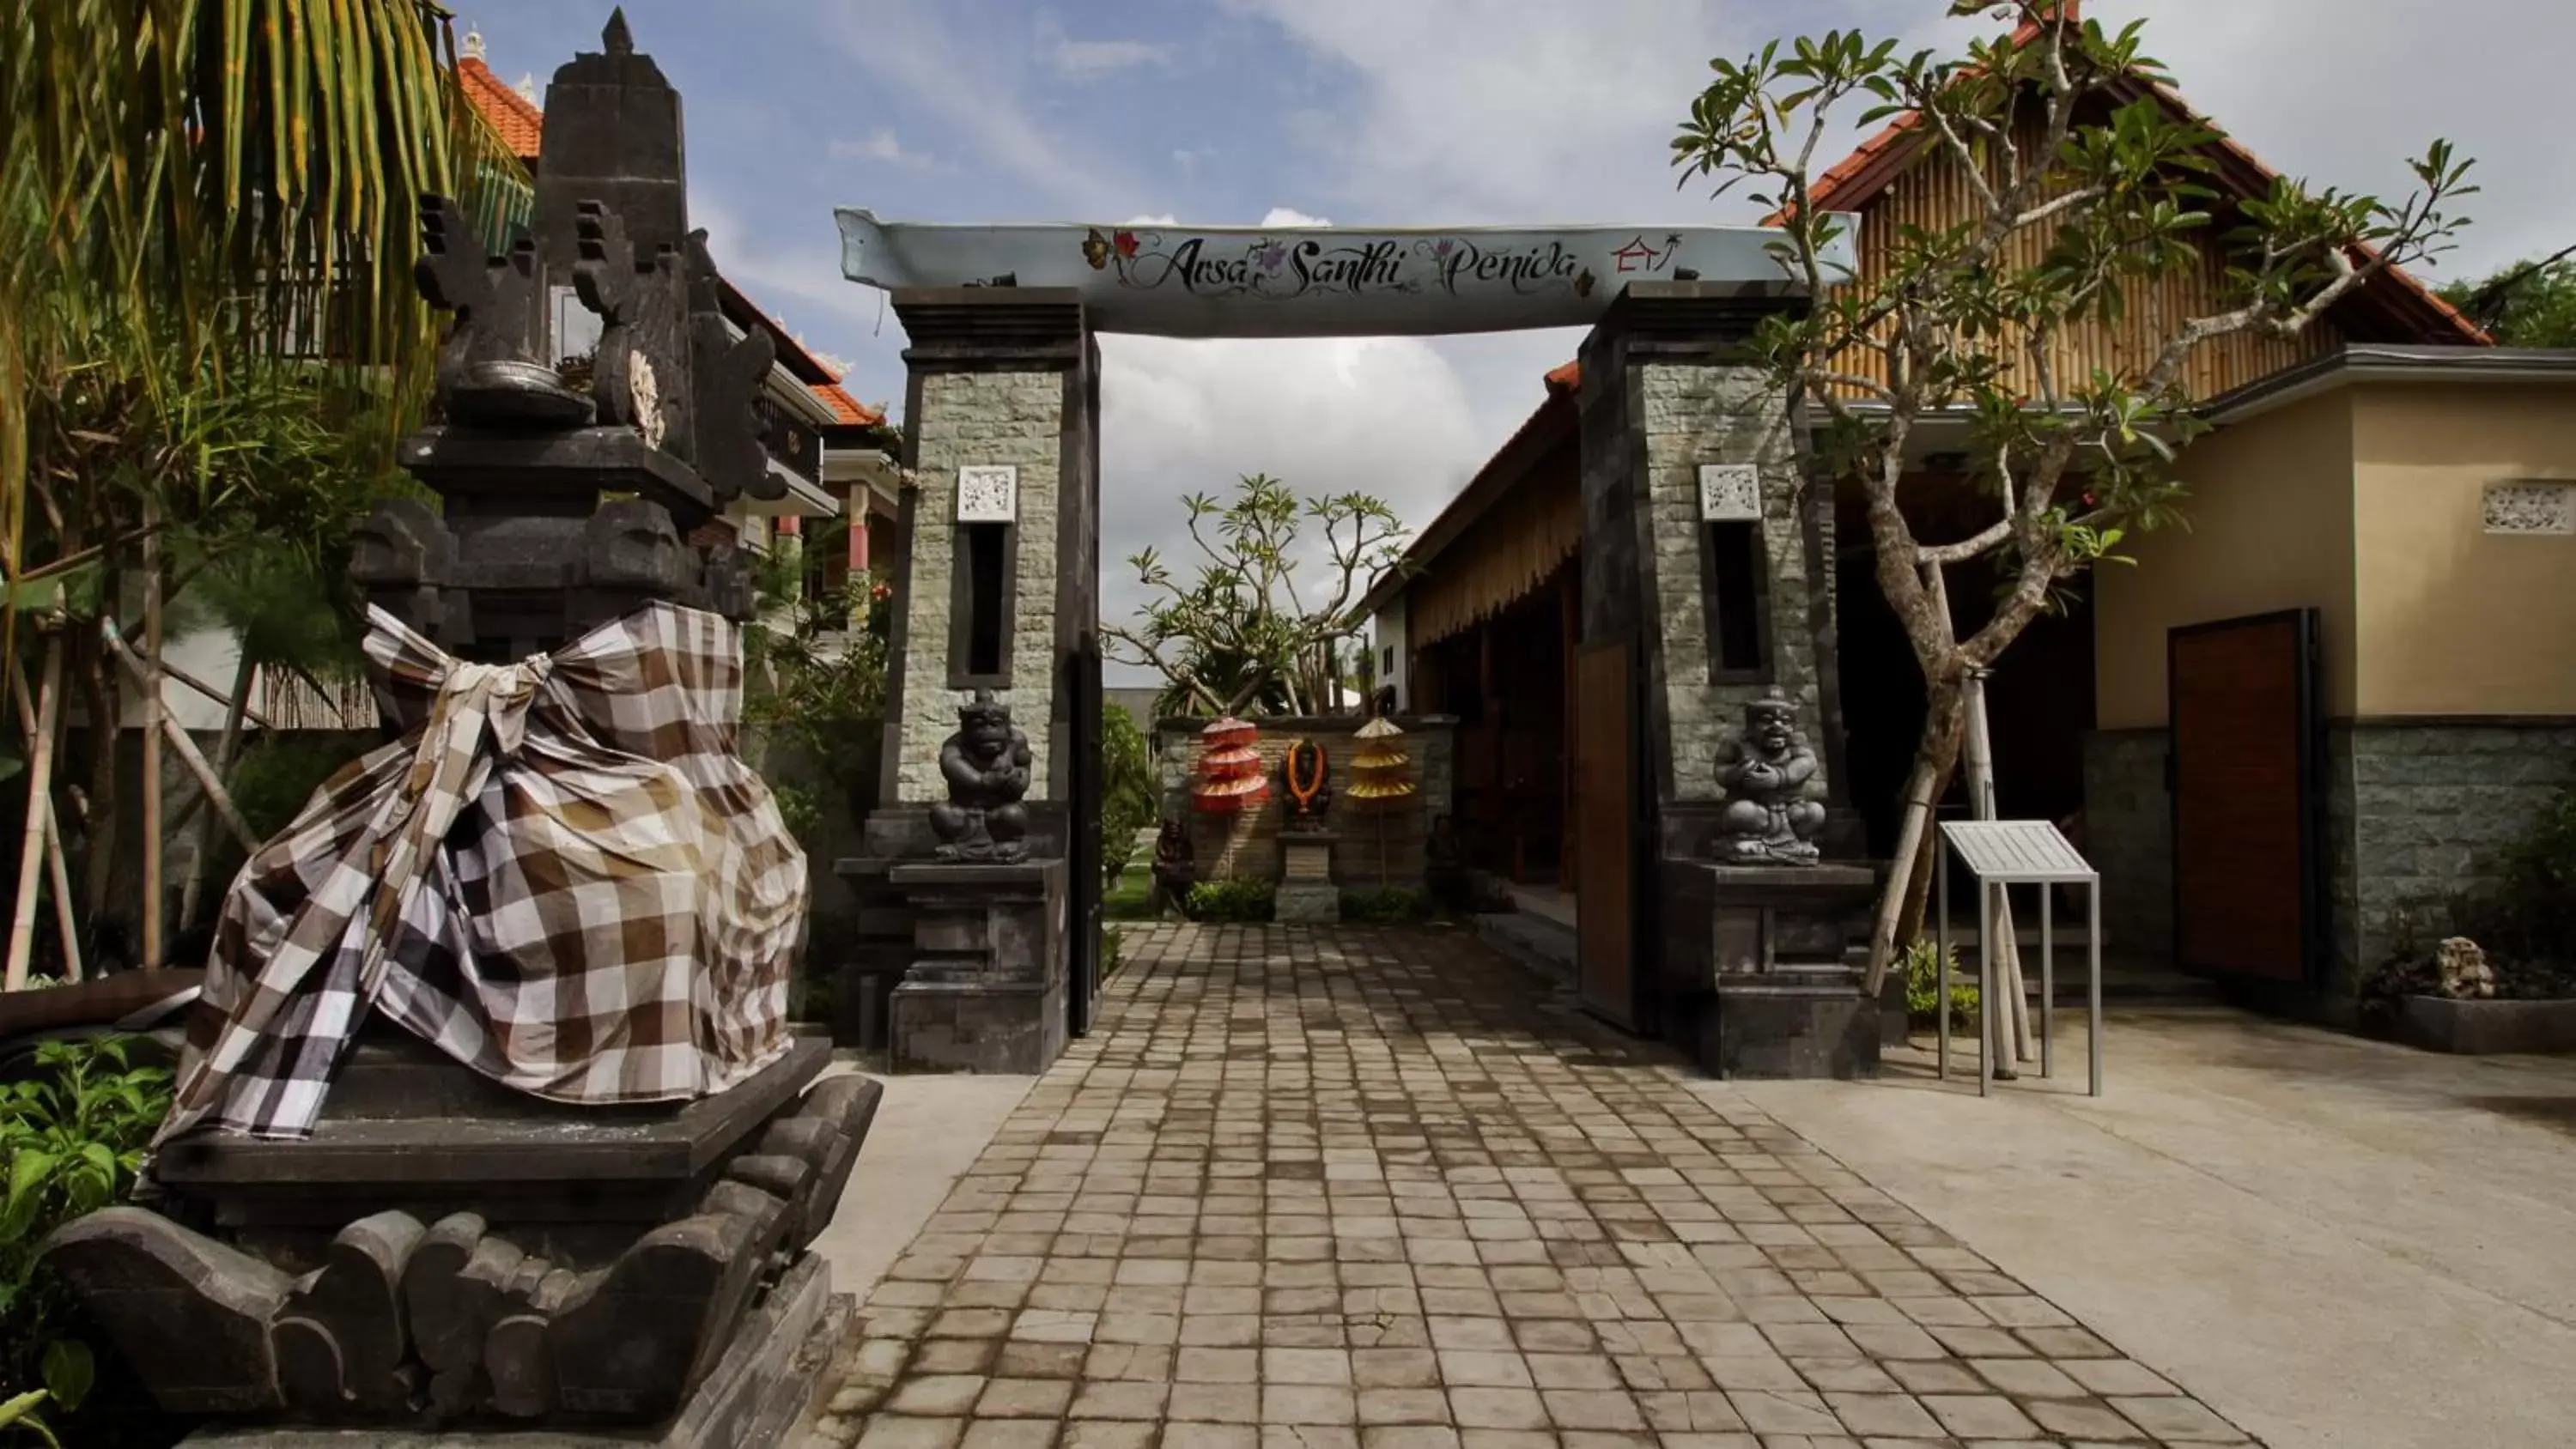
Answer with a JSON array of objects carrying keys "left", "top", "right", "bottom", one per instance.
[
  {"left": 1576, "top": 282, "right": 1842, "bottom": 844},
  {"left": 1577, "top": 282, "right": 1882, "bottom": 1076},
  {"left": 836, "top": 288, "right": 1102, "bottom": 1071}
]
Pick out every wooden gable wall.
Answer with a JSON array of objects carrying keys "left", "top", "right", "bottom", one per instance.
[{"left": 1825, "top": 106, "right": 2348, "bottom": 407}]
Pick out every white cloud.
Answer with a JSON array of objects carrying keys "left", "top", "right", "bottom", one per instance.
[
  {"left": 1097, "top": 330, "right": 1487, "bottom": 682},
  {"left": 812, "top": 6, "right": 1156, "bottom": 215},
  {"left": 827, "top": 127, "right": 950, "bottom": 172},
  {"left": 1034, "top": 12, "right": 1177, "bottom": 79}
]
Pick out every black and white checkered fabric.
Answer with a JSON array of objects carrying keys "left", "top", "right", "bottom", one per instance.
[{"left": 156, "top": 603, "right": 805, "bottom": 1144}]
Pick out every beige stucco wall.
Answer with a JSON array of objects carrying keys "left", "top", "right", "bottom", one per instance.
[
  {"left": 2094, "top": 390, "right": 2360, "bottom": 729},
  {"left": 2349, "top": 381, "right": 2576, "bottom": 716}
]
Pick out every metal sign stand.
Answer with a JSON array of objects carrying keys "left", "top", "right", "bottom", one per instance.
[{"left": 1935, "top": 820, "right": 2103, "bottom": 1097}]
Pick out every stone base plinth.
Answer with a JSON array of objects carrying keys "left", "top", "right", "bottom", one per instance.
[
  {"left": 1707, "top": 969, "right": 1882, "bottom": 1080},
  {"left": 1275, "top": 883, "right": 1340, "bottom": 924},
  {"left": 1658, "top": 859, "right": 1881, "bottom": 1080},
  {"left": 180, "top": 1256, "right": 845, "bottom": 1449},
  {"left": 1279, "top": 832, "right": 1337, "bottom": 883},
  {"left": 2397, "top": 995, "right": 2576, "bottom": 1055},
  {"left": 884, "top": 858, "right": 1069, "bottom": 1075}
]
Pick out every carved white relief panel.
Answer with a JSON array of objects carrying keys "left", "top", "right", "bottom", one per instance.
[
  {"left": 2482, "top": 481, "right": 2574, "bottom": 536},
  {"left": 956, "top": 465, "right": 1019, "bottom": 524},
  {"left": 1698, "top": 464, "right": 1761, "bottom": 523}
]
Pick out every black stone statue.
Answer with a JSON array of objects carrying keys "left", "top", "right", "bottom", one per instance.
[
  {"left": 1712, "top": 688, "right": 1826, "bottom": 865},
  {"left": 1149, "top": 818, "right": 1195, "bottom": 903},
  {"left": 931, "top": 690, "right": 1033, "bottom": 864}
]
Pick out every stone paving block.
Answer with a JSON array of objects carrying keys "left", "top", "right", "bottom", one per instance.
[{"left": 817, "top": 926, "right": 2263, "bottom": 1449}]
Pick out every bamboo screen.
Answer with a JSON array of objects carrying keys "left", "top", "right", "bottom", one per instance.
[
  {"left": 1407, "top": 465, "right": 1581, "bottom": 648},
  {"left": 1822, "top": 110, "right": 2344, "bottom": 407}
]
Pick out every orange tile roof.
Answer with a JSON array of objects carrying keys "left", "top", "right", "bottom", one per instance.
[
  {"left": 458, "top": 57, "right": 544, "bottom": 162},
  {"left": 1544, "top": 361, "right": 1581, "bottom": 393},
  {"left": 814, "top": 382, "right": 885, "bottom": 427}
]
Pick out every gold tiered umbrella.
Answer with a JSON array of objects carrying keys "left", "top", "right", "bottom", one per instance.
[{"left": 1346, "top": 717, "right": 1417, "bottom": 887}]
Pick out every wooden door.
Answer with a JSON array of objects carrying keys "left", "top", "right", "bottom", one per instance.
[
  {"left": 1574, "top": 639, "right": 1639, "bottom": 1027},
  {"left": 1066, "top": 636, "right": 1104, "bottom": 1035},
  {"left": 2169, "top": 611, "right": 2323, "bottom": 984}
]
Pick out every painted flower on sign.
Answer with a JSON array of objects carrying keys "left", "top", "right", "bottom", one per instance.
[
  {"left": 1114, "top": 230, "right": 1140, "bottom": 258},
  {"left": 1082, "top": 228, "right": 1111, "bottom": 270},
  {"left": 1258, "top": 241, "right": 1287, "bottom": 273}
]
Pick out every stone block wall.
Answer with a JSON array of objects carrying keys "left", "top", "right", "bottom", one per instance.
[
  {"left": 1637, "top": 363, "right": 1825, "bottom": 804},
  {"left": 892, "top": 369, "right": 1066, "bottom": 803},
  {"left": 2332, "top": 719, "right": 2576, "bottom": 999},
  {"left": 2084, "top": 719, "right": 2576, "bottom": 1007},
  {"left": 2080, "top": 730, "right": 2172, "bottom": 962},
  {"left": 1151, "top": 716, "right": 1456, "bottom": 891}
]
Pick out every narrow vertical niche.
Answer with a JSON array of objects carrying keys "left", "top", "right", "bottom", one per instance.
[
  {"left": 1708, "top": 520, "right": 1767, "bottom": 676},
  {"left": 962, "top": 522, "right": 1009, "bottom": 677}
]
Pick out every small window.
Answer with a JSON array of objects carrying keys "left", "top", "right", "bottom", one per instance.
[
  {"left": 1707, "top": 520, "right": 1767, "bottom": 676},
  {"left": 962, "top": 523, "right": 1008, "bottom": 676},
  {"left": 1382, "top": 646, "right": 1395, "bottom": 676}
]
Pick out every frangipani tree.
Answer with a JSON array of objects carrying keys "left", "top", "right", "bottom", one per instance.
[
  {"left": 1669, "top": 1, "right": 2476, "bottom": 990},
  {"left": 1109, "top": 472, "right": 1408, "bottom": 718}
]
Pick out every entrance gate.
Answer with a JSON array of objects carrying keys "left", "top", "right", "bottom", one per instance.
[{"left": 834, "top": 216, "right": 1854, "bottom": 1074}]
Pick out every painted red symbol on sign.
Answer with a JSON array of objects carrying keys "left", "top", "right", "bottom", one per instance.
[{"left": 1613, "top": 235, "right": 1659, "bottom": 273}]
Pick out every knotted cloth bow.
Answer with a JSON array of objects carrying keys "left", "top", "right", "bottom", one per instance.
[{"left": 157, "top": 603, "right": 805, "bottom": 1144}]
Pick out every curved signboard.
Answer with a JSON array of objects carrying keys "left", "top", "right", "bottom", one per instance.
[{"left": 834, "top": 211, "right": 1860, "bottom": 338}]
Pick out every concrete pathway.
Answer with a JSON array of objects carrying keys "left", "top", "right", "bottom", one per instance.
[
  {"left": 815, "top": 1067, "right": 1042, "bottom": 1310},
  {"left": 1735, "top": 1009, "right": 2576, "bottom": 1449},
  {"left": 811, "top": 925, "right": 2265, "bottom": 1447}
]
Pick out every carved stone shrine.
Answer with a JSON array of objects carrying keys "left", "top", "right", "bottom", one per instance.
[{"left": 40, "top": 16, "right": 872, "bottom": 1446}]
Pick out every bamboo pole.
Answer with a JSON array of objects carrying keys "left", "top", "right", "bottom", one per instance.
[
  {"left": 10, "top": 652, "right": 82, "bottom": 983},
  {"left": 104, "top": 625, "right": 257, "bottom": 850},
  {"left": 1962, "top": 671, "right": 2035, "bottom": 1065},
  {"left": 6, "top": 637, "right": 65, "bottom": 991},
  {"left": 143, "top": 500, "right": 165, "bottom": 967}
]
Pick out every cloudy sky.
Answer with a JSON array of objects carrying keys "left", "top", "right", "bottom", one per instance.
[{"left": 467, "top": 1, "right": 2573, "bottom": 682}]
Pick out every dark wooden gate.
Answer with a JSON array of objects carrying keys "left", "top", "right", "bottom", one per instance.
[
  {"left": 1573, "top": 637, "right": 1644, "bottom": 1028},
  {"left": 2168, "top": 610, "right": 2324, "bottom": 984},
  {"left": 1066, "top": 635, "right": 1103, "bottom": 1035}
]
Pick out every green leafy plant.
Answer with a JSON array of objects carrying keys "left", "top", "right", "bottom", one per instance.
[
  {"left": 1185, "top": 879, "right": 1276, "bottom": 924},
  {"left": 0, "top": 1388, "right": 60, "bottom": 1447},
  {"left": 1106, "top": 473, "right": 1412, "bottom": 718},
  {"left": 744, "top": 549, "right": 890, "bottom": 824},
  {"left": 1101, "top": 924, "right": 1125, "bottom": 980},
  {"left": 1, "top": 1039, "right": 173, "bottom": 1433},
  {"left": 2492, "top": 785, "right": 2576, "bottom": 969},
  {"left": 1100, "top": 708, "right": 1160, "bottom": 894},
  {"left": 1340, "top": 888, "right": 1430, "bottom": 925},
  {"left": 1902, "top": 938, "right": 1978, "bottom": 1023}
]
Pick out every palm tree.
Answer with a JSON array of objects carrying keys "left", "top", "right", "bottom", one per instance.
[{"left": 0, "top": 1, "right": 532, "bottom": 979}]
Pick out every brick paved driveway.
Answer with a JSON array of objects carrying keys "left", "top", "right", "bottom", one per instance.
[{"left": 814, "top": 925, "right": 2259, "bottom": 1449}]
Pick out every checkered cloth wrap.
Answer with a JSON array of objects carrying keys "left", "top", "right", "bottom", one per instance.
[{"left": 155, "top": 602, "right": 805, "bottom": 1145}]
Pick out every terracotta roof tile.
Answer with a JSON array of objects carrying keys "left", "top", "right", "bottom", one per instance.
[
  {"left": 814, "top": 382, "right": 884, "bottom": 427},
  {"left": 1545, "top": 361, "right": 1580, "bottom": 393},
  {"left": 458, "top": 58, "right": 543, "bottom": 162}
]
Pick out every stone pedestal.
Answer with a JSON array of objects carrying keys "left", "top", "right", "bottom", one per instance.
[
  {"left": 1660, "top": 860, "right": 1881, "bottom": 1080},
  {"left": 1276, "top": 831, "right": 1339, "bottom": 923},
  {"left": 884, "top": 858, "right": 1068, "bottom": 1074},
  {"left": 48, "top": 1030, "right": 882, "bottom": 1435}
]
